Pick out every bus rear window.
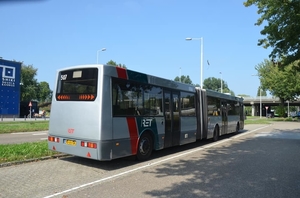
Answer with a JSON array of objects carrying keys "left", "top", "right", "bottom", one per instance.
[{"left": 56, "top": 68, "right": 98, "bottom": 101}]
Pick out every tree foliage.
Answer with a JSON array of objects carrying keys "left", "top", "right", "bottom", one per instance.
[
  {"left": 203, "top": 77, "right": 225, "bottom": 91},
  {"left": 21, "top": 64, "right": 39, "bottom": 101},
  {"left": 256, "top": 59, "right": 300, "bottom": 107},
  {"left": 20, "top": 64, "right": 52, "bottom": 102},
  {"left": 106, "top": 60, "right": 127, "bottom": 68},
  {"left": 244, "top": 0, "right": 300, "bottom": 67},
  {"left": 203, "top": 77, "right": 235, "bottom": 95},
  {"left": 174, "top": 75, "right": 193, "bottom": 84},
  {"left": 38, "top": 81, "right": 52, "bottom": 102}
]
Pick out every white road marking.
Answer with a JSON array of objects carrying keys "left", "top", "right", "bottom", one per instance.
[
  {"left": 255, "top": 131, "right": 300, "bottom": 139},
  {"left": 11, "top": 131, "right": 48, "bottom": 135},
  {"left": 231, "top": 125, "right": 271, "bottom": 139},
  {"left": 43, "top": 125, "right": 270, "bottom": 198},
  {"left": 32, "top": 133, "right": 47, "bottom": 136}
]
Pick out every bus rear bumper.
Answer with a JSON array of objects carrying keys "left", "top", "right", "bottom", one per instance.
[{"left": 48, "top": 140, "right": 100, "bottom": 160}]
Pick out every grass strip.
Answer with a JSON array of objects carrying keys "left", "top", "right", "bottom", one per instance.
[
  {"left": 0, "top": 140, "right": 59, "bottom": 164},
  {"left": 0, "top": 121, "right": 49, "bottom": 134},
  {"left": 245, "top": 116, "right": 299, "bottom": 124}
]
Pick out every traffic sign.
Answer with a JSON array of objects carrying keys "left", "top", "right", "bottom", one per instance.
[{"left": 29, "top": 101, "right": 32, "bottom": 107}]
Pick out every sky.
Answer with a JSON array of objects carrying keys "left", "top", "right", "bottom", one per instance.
[{"left": 0, "top": 0, "right": 271, "bottom": 97}]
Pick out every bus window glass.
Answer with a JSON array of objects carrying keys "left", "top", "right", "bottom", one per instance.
[
  {"left": 56, "top": 68, "right": 98, "bottom": 101},
  {"left": 144, "top": 86, "right": 163, "bottom": 116},
  {"left": 58, "top": 68, "right": 98, "bottom": 94},
  {"left": 172, "top": 93, "right": 179, "bottom": 119},
  {"left": 180, "top": 92, "right": 195, "bottom": 116},
  {"left": 207, "top": 96, "right": 220, "bottom": 116},
  {"left": 228, "top": 101, "right": 239, "bottom": 115},
  {"left": 235, "top": 102, "right": 240, "bottom": 115},
  {"left": 112, "top": 78, "right": 163, "bottom": 116}
]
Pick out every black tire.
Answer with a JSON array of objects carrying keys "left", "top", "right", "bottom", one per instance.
[
  {"left": 136, "top": 132, "right": 153, "bottom": 161},
  {"left": 213, "top": 126, "right": 219, "bottom": 142}
]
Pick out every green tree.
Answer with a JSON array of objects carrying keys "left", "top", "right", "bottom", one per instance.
[
  {"left": 244, "top": 0, "right": 300, "bottom": 67},
  {"left": 223, "top": 88, "right": 235, "bottom": 96},
  {"left": 203, "top": 77, "right": 225, "bottom": 91},
  {"left": 37, "top": 81, "right": 52, "bottom": 102},
  {"left": 106, "top": 60, "right": 127, "bottom": 68},
  {"left": 256, "top": 59, "right": 300, "bottom": 116},
  {"left": 203, "top": 77, "right": 235, "bottom": 95},
  {"left": 174, "top": 75, "right": 193, "bottom": 84},
  {"left": 20, "top": 64, "right": 52, "bottom": 103},
  {"left": 21, "top": 64, "right": 39, "bottom": 101}
]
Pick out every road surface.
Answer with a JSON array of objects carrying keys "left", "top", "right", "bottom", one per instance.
[
  {"left": 0, "top": 122, "right": 300, "bottom": 198},
  {"left": 0, "top": 131, "right": 48, "bottom": 144}
]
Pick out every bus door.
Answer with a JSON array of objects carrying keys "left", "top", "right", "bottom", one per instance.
[
  {"left": 221, "top": 101, "right": 228, "bottom": 135},
  {"left": 164, "top": 90, "right": 180, "bottom": 148}
]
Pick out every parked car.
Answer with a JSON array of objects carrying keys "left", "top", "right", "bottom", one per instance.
[{"left": 291, "top": 111, "right": 300, "bottom": 118}]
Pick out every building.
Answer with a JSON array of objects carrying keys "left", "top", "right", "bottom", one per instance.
[{"left": 0, "top": 58, "right": 21, "bottom": 118}]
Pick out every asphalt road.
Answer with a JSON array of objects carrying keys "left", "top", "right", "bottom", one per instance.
[
  {"left": 0, "top": 131, "right": 48, "bottom": 144},
  {"left": 0, "top": 118, "right": 49, "bottom": 144},
  {"left": 0, "top": 122, "right": 300, "bottom": 198}
]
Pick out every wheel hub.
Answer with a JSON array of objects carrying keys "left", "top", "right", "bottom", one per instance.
[{"left": 139, "top": 138, "right": 150, "bottom": 155}]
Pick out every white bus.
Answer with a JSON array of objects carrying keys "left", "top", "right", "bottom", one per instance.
[{"left": 48, "top": 65, "right": 244, "bottom": 161}]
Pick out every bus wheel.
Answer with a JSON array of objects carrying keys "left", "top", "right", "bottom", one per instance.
[
  {"left": 213, "top": 126, "right": 219, "bottom": 142},
  {"left": 136, "top": 133, "right": 153, "bottom": 161}
]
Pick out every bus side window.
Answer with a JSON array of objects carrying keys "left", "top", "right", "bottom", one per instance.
[
  {"left": 113, "top": 105, "right": 120, "bottom": 116},
  {"left": 135, "top": 107, "right": 141, "bottom": 115},
  {"left": 127, "top": 108, "right": 136, "bottom": 116}
]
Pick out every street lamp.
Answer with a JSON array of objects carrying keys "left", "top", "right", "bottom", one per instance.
[
  {"left": 252, "top": 74, "right": 262, "bottom": 119},
  {"left": 179, "top": 67, "right": 181, "bottom": 82},
  {"left": 259, "top": 87, "right": 262, "bottom": 119},
  {"left": 220, "top": 71, "right": 223, "bottom": 93},
  {"left": 97, "top": 48, "right": 106, "bottom": 64},
  {"left": 185, "top": 37, "right": 203, "bottom": 88}
]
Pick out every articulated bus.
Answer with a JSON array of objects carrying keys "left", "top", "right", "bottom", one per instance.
[{"left": 48, "top": 65, "right": 244, "bottom": 161}]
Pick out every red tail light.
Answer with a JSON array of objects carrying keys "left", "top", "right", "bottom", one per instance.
[
  {"left": 81, "top": 141, "right": 97, "bottom": 149},
  {"left": 48, "top": 136, "right": 59, "bottom": 143}
]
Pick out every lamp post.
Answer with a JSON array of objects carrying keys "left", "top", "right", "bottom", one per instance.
[
  {"left": 220, "top": 71, "right": 223, "bottom": 93},
  {"left": 252, "top": 74, "right": 262, "bottom": 118},
  {"left": 287, "top": 100, "right": 290, "bottom": 117},
  {"left": 97, "top": 48, "right": 106, "bottom": 64},
  {"left": 259, "top": 87, "right": 262, "bottom": 119},
  {"left": 179, "top": 67, "right": 181, "bottom": 82},
  {"left": 185, "top": 37, "right": 203, "bottom": 88}
]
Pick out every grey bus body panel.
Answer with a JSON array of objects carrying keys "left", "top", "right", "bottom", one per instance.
[{"left": 48, "top": 65, "right": 244, "bottom": 161}]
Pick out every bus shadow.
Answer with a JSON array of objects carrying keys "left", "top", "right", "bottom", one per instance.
[
  {"left": 142, "top": 127, "right": 300, "bottom": 198},
  {"left": 59, "top": 131, "right": 248, "bottom": 171}
]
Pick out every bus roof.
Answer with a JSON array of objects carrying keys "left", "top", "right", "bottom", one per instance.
[
  {"left": 56, "top": 64, "right": 242, "bottom": 101},
  {"left": 200, "top": 88, "right": 244, "bottom": 102}
]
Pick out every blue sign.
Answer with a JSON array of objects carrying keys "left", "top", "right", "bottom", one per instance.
[{"left": 0, "top": 59, "right": 21, "bottom": 115}]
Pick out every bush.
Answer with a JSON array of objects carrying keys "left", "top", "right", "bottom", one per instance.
[{"left": 276, "top": 105, "right": 286, "bottom": 117}]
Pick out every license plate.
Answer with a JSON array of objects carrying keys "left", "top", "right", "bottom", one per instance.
[{"left": 66, "top": 139, "right": 76, "bottom": 146}]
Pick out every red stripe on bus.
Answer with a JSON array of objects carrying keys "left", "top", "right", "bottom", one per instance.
[
  {"left": 116, "top": 67, "right": 128, "bottom": 79},
  {"left": 126, "top": 117, "right": 138, "bottom": 154}
]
